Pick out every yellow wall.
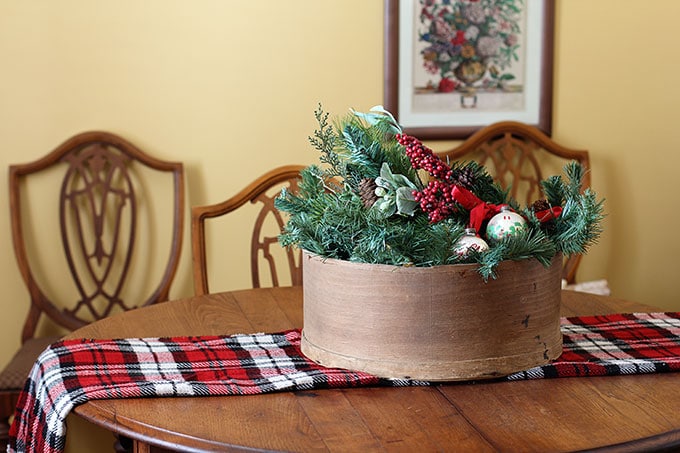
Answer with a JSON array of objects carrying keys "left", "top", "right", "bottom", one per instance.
[{"left": 1, "top": 1, "right": 679, "bottom": 451}]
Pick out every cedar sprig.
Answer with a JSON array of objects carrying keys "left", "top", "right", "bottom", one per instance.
[{"left": 309, "top": 104, "right": 344, "bottom": 180}]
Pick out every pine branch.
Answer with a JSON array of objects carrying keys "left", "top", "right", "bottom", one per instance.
[
  {"left": 563, "top": 161, "right": 585, "bottom": 198},
  {"left": 552, "top": 189, "right": 605, "bottom": 255},
  {"left": 543, "top": 163, "right": 605, "bottom": 256},
  {"left": 474, "top": 228, "right": 556, "bottom": 281},
  {"left": 540, "top": 175, "right": 566, "bottom": 207}
]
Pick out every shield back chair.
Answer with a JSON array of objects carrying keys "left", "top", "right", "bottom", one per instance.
[
  {"left": 0, "top": 131, "right": 184, "bottom": 448},
  {"left": 192, "top": 165, "right": 305, "bottom": 296},
  {"left": 436, "top": 121, "right": 591, "bottom": 284}
]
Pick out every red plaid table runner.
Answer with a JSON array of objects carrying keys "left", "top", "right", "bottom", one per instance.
[{"left": 8, "top": 312, "right": 680, "bottom": 453}]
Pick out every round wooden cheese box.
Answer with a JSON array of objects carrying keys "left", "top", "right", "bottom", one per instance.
[{"left": 300, "top": 251, "right": 563, "bottom": 381}]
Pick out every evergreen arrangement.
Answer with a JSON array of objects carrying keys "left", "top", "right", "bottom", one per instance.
[{"left": 275, "top": 105, "right": 604, "bottom": 280}]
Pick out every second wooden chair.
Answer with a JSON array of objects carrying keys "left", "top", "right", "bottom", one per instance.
[{"left": 191, "top": 165, "right": 305, "bottom": 295}]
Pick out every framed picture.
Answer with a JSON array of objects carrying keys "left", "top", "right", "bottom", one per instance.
[{"left": 384, "top": 0, "right": 555, "bottom": 140}]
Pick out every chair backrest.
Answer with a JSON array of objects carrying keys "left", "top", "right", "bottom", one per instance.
[
  {"left": 9, "top": 131, "right": 185, "bottom": 342},
  {"left": 191, "top": 165, "right": 305, "bottom": 296},
  {"left": 436, "top": 121, "right": 590, "bottom": 283}
]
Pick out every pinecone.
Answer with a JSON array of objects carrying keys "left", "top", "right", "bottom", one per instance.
[
  {"left": 358, "top": 177, "right": 379, "bottom": 209},
  {"left": 531, "top": 199, "right": 557, "bottom": 233},
  {"left": 531, "top": 199, "right": 550, "bottom": 212},
  {"left": 450, "top": 166, "right": 476, "bottom": 190}
]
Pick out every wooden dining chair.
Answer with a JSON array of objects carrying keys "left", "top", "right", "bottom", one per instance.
[
  {"left": 0, "top": 131, "right": 184, "bottom": 449},
  {"left": 436, "top": 121, "right": 591, "bottom": 284},
  {"left": 191, "top": 165, "right": 305, "bottom": 296}
]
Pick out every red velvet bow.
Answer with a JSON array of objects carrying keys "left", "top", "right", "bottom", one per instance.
[
  {"left": 452, "top": 185, "right": 504, "bottom": 233},
  {"left": 535, "top": 206, "right": 563, "bottom": 223}
]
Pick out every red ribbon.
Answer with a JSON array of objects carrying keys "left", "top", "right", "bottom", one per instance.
[
  {"left": 452, "top": 185, "right": 504, "bottom": 233},
  {"left": 535, "top": 206, "right": 563, "bottom": 223}
]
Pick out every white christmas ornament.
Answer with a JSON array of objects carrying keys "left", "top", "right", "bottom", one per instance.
[
  {"left": 486, "top": 206, "right": 527, "bottom": 243},
  {"left": 453, "top": 228, "right": 489, "bottom": 257}
]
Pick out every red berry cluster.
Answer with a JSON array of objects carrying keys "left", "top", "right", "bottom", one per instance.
[
  {"left": 396, "top": 134, "right": 452, "bottom": 180},
  {"left": 396, "top": 133, "right": 457, "bottom": 223},
  {"left": 415, "top": 180, "right": 457, "bottom": 223}
]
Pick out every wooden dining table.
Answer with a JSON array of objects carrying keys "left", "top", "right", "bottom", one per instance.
[{"left": 67, "top": 287, "right": 680, "bottom": 452}]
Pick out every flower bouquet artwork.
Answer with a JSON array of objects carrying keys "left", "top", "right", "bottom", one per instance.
[
  {"left": 419, "top": 0, "right": 525, "bottom": 94},
  {"left": 275, "top": 106, "right": 603, "bottom": 381}
]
